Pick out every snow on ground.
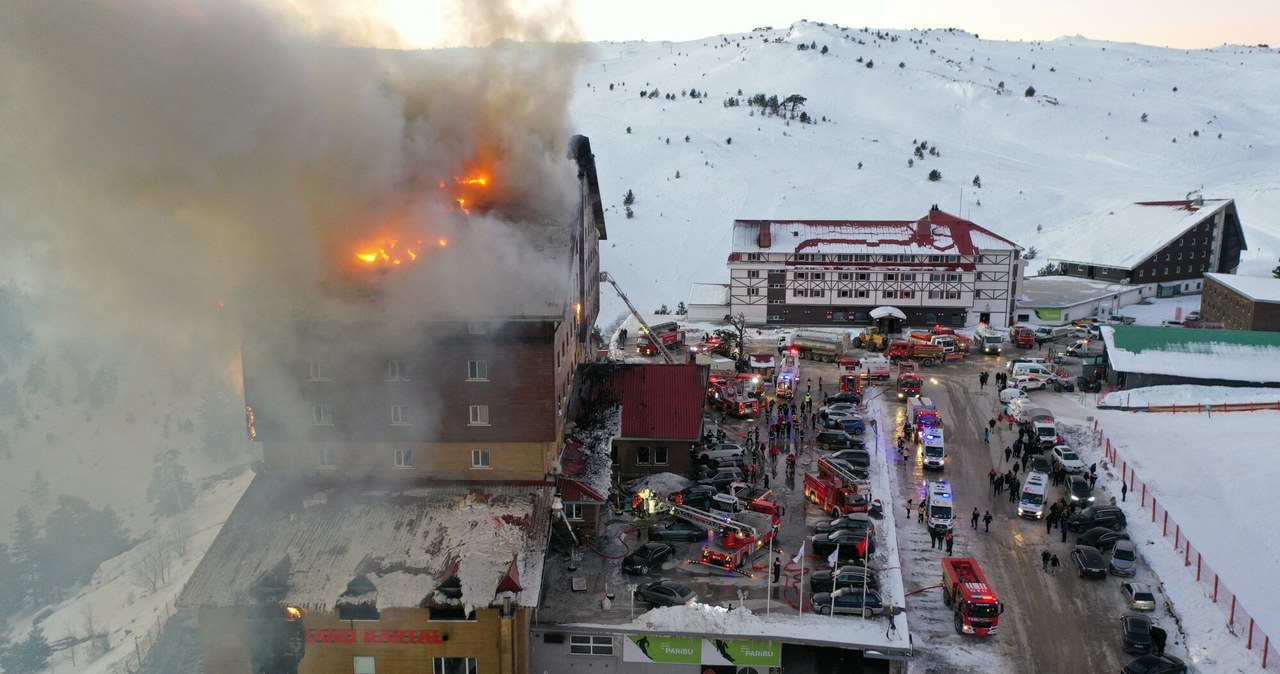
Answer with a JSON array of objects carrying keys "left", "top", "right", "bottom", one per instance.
[
  {"left": 1100, "top": 384, "right": 1280, "bottom": 407},
  {"left": 23, "top": 469, "right": 253, "bottom": 674},
  {"left": 1116, "top": 295, "right": 1203, "bottom": 326},
  {"left": 1028, "top": 387, "right": 1278, "bottom": 673}
]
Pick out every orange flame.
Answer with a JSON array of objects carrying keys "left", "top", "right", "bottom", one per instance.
[{"left": 355, "top": 239, "right": 422, "bottom": 266}]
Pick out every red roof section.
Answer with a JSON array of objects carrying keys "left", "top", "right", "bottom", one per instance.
[
  {"left": 559, "top": 479, "right": 606, "bottom": 503},
  {"left": 610, "top": 363, "right": 707, "bottom": 440},
  {"left": 736, "top": 209, "right": 1019, "bottom": 256},
  {"left": 496, "top": 558, "right": 523, "bottom": 593}
]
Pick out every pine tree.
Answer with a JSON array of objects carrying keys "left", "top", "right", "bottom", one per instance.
[
  {"left": 1025, "top": 85, "right": 1036, "bottom": 97},
  {"left": 928, "top": 169, "right": 943, "bottom": 182},
  {"left": 9, "top": 507, "right": 41, "bottom": 604},
  {"left": 676, "top": 302, "right": 687, "bottom": 315},
  {"left": 972, "top": 175, "right": 982, "bottom": 188},
  {"left": 1272, "top": 258, "right": 1280, "bottom": 279},
  {"left": 147, "top": 449, "right": 195, "bottom": 517},
  {"left": 623, "top": 189, "right": 635, "bottom": 206},
  {"left": 0, "top": 626, "right": 52, "bottom": 674}
]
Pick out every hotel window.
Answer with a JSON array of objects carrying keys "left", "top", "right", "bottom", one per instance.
[
  {"left": 883, "top": 290, "right": 898, "bottom": 299},
  {"left": 747, "top": 288, "right": 760, "bottom": 296},
  {"left": 318, "top": 447, "right": 335, "bottom": 468},
  {"left": 312, "top": 404, "right": 332, "bottom": 426},
  {"left": 856, "top": 273, "right": 869, "bottom": 281},
  {"left": 836, "top": 254, "right": 852, "bottom": 262},
  {"left": 856, "top": 290, "right": 869, "bottom": 298},
  {"left": 928, "top": 291, "right": 941, "bottom": 299},
  {"left": 768, "top": 298, "right": 784, "bottom": 304},
  {"left": 768, "top": 314, "right": 784, "bottom": 321},
  {"left": 900, "top": 273, "right": 915, "bottom": 281},
  {"left": 747, "top": 270, "right": 760, "bottom": 278},
  {"left": 884, "top": 273, "right": 897, "bottom": 281},
  {"left": 769, "top": 281, "right": 784, "bottom": 288},
  {"left": 838, "top": 273, "right": 852, "bottom": 281},
  {"left": 930, "top": 273, "right": 944, "bottom": 282},
  {"left": 746, "top": 253, "right": 761, "bottom": 261},
  {"left": 811, "top": 272, "right": 825, "bottom": 281},
  {"left": 471, "top": 449, "right": 490, "bottom": 469},
  {"left": 811, "top": 289, "right": 825, "bottom": 298},
  {"left": 794, "top": 272, "right": 808, "bottom": 280},
  {"left": 388, "top": 360, "right": 409, "bottom": 381},
  {"left": 467, "top": 360, "right": 488, "bottom": 381},
  {"left": 946, "top": 291, "right": 959, "bottom": 299},
  {"left": 929, "top": 255, "right": 943, "bottom": 262},
  {"left": 900, "top": 291, "right": 914, "bottom": 299},
  {"left": 946, "top": 255, "right": 959, "bottom": 263},
  {"left": 947, "top": 274, "right": 959, "bottom": 282},
  {"left": 433, "top": 657, "right": 478, "bottom": 674},
  {"left": 391, "top": 405, "right": 410, "bottom": 426},
  {"left": 654, "top": 446, "right": 669, "bottom": 465},
  {"left": 883, "top": 255, "right": 898, "bottom": 263},
  {"left": 793, "top": 289, "right": 808, "bottom": 297},
  {"left": 308, "top": 360, "right": 328, "bottom": 381},
  {"left": 570, "top": 635, "right": 614, "bottom": 656},
  {"left": 394, "top": 448, "right": 413, "bottom": 468},
  {"left": 975, "top": 272, "right": 983, "bottom": 281},
  {"left": 854, "top": 255, "right": 869, "bottom": 262},
  {"left": 469, "top": 405, "right": 490, "bottom": 426},
  {"left": 354, "top": 657, "right": 376, "bottom": 674},
  {"left": 838, "top": 290, "right": 851, "bottom": 298}
]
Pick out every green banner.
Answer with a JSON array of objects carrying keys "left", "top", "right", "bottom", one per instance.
[
  {"left": 703, "top": 638, "right": 782, "bottom": 666},
  {"left": 622, "top": 635, "right": 700, "bottom": 663},
  {"left": 1035, "top": 308, "right": 1063, "bottom": 321}
]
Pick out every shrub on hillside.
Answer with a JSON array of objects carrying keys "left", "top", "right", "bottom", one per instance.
[{"left": 928, "top": 169, "right": 942, "bottom": 182}]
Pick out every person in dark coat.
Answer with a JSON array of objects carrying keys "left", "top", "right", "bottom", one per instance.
[
  {"left": 1122, "top": 482, "right": 1129, "bottom": 502},
  {"left": 1041, "top": 550, "right": 1051, "bottom": 572},
  {"left": 944, "top": 530, "right": 954, "bottom": 554},
  {"left": 983, "top": 511, "right": 993, "bottom": 532},
  {"left": 1060, "top": 516, "right": 1070, "bottom": 542},
  {"left": 773, "top": 556, "right": 782, "bottom": 583},
  {"left": 1049, "top": 554, "right": 1060, "bottom": 575},
  {"left": 1004, "top": 446, "right": 1013, "bottom": 462},
  {"left": 1149, "top": 625, "right": 1168, "bottom": 656},
  {"left": 971, "top": 508, "right": 981, "bottom": 529}
]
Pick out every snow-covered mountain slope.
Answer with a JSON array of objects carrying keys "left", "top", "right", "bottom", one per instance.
[{"left": 569, "top": 21, "right": 1280, "bottom": 325}]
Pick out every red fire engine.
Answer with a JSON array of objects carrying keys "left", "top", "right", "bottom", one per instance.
[
  {"left": 707, "top": 376, "right": 760, "bottom": 417},
  {"left": 802, "top": 458, "right": 872, "bottom": 519},
  {"left": 668, "top": 504, "right": 775, "bottom": 574},
  {"left": 941, "top": 557, "right": 1004, "bottom": 635}
]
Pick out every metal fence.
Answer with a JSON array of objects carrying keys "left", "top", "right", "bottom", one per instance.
[{"left": 1098, "top": 422, "right": 1278, "bottom": 670}]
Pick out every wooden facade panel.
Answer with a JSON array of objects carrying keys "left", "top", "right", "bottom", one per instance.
[{"left": 263, "top": 440, "right": 552, "bottom": 481}]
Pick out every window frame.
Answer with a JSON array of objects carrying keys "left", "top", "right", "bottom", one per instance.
[
  {"left": 467, "top": 360, "right": 489, "bottom": 381},
  {"left": 354, "top": 656, "right": 376, "bottom": 674},
  {"left": 569, "top": 635, "right": 614, "bottom": 656},
  {"left": 312, "top": 403, "right": 333, "bottom": 426},
  {"left": 387, "top": 360, "right": 409, "bottom": 381},
  {"left": 469, "top": 405, "right": 490, "bottom": 426},
  {"left": 432, "top": 657, "right": 478, "bottom": 674},
  {"left": 394, "top": 448, "right": 413, "bottom": 469},
  {"left": 391, "top": 405, "right": 410, "bottom": 426},
  {"left": 471, "top": 448, "right": 491, "bottom": 469},
  {"left": 318, "top": 447, "right": 336, "bottom": 468}
]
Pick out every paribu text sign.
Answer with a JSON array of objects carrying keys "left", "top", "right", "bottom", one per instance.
[{"left": 305, "top": 629, "right": 444, "bottom": 645}]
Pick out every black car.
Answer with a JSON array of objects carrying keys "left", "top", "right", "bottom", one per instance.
[
  {"left": 1071, "top": 544, "right": 1107, "bottom": 578},
  {"left": 622, "top": 542, "right": 675, "bottom": 575},
  {"left": 816, "top": 430, "right": 860, "bottom": 450},
  {"left": 1120, "top": 613, "right": 1155, "bottom": 654},
  {"left": 810, "top": 529, "right": 873, "bottom": 561},
  {"left": 1067, "top": 474, "right": 1095, "bottom": 504},
  {"left": 633, "top": 580, "right": 696, "bottom": 607},
  {"left": 1077, "top": 376, "right": 1104, "bottom": 393},
  {"left": 677, "top": 485, "right": 720, "bottom": 509},
  {"left": 811, "top": 587, "right": 884, "bottom": 617},
  {"left": 696, "top": 467, "right": 746, "bottom": 490},
  {"left": 828, "top": 450, "right": 871, "bottom": 468},
  {"left": 1121, "top": 654, "right": 1187, "bottom": 674},
  {"left": 1079, "top": 526, "right": 1131, "bottom": 552},
  {"left": 814, "top": 514, "right": 876, "bottom": 536},
  {"left": 1029, "top": 455, "right": 1052, "bottom": 474},
  {"left": 649, "top": 521, "right": 709, "bottom": 542},
  {"left": 826, "top": 391, "right": 862, "bottom": 406},
  {"left": 1069, "top": 504, "right": 1127, "bottom": 532},
  {"left": 1050, "top": 377, "right": 1076, "bottom": 392},
  {"left": 809, "top": 565, "right": 879, "bottom": 594}
]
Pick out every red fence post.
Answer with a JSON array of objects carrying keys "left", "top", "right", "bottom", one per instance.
[
  {"left": 1213, "top": 574, "right": 1219, "bottom": 603},
  {"left": 1175, "top": 524, "right": 1181, "bottom": 549},
  {"left": 1163, "top": 510, "right": 1168, "bottom": 535},
  {"left": 1142, "top": 483, "right": 1147, "bottom": 507},
  {"left": 1248, "top": 618, "right": 1254, "bottom": 650},
  {"left": 1231, "top": 596, "right": 1237, "bottom": 625},
  {"left": 1196, "top": 553, "right": 1202, "bottom": 581},
  {"left": 1184, "top": 542, "right": 1191, "bottom": 567},
  {"left": 1153, "top": 499, "right": 1159, "bottom": 523},
  {"left": 1263, "top": 635, "right": 1269, "bottom": 668}
]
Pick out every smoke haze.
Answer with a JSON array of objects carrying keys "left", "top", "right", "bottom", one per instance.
[{"left": 0, "top": 0, "right": 589, "bottom": 520}]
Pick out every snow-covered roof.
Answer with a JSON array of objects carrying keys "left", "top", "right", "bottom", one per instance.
[
  {"left": 179, "top": 476, "right": 551, "bottom": 613},
  {"left": 688, "top": 282, "right": 730, "bottom": 306},
  {"left": 1044, "top": 199, "right": 1234, "bottom": 270},
  {"left": 1205, "top": 272, "right": 1280, "bottom": 303},
  {"left": 1018, "top": 276, "right": 1133, "bottom": 309},
  {"left": 1102, "top": 324, "right": 1280, "bottom": 383},
  {"left": 730, "top": 210, "right": 1020, "bottom": 257}
]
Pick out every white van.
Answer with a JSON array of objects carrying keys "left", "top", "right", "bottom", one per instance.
[
  {"left": 862, "top": 356, "right": 891, "bottom": 381},
  {"left": 920, "top": 426, "right": 946, "bottom": 470},
  {"left": 926, "top": 480, "right": 954, "bottom": 532},
  {"left": 1017, "top": 471, "right": 1049, "bottom": 519},
  {"left": 1011, "top": 362, "right": 1055, "bottom": 379}
]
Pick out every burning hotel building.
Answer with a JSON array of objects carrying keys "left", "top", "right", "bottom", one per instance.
[{"left": 180, "top": 136, "right": 607, "bottom": 674}]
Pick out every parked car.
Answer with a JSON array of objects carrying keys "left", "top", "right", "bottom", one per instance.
[
  {"left": 1122, "top": 582, "right": 1158, "bottom": 611},
  {"left": 828, "top": 449, "right": 871, "bottom": 467},
  {"left": 1185, "top": 310, "right": 1201, "bottom": 322},
  {"left": 623, "top": 542, "right": 676, "bottom": 575},
  {"left": 1121, "top": 654, "right": 1187, "bottom": 674},
  {"left": 810, "top": 529, "right": 874, "bottom": 561},
  {"left": 820, "top": 402, "right": 858, "bottom": 419},
  {"left": 695, "top": 443, "right": 745, "bottom": 465},
  {"left": 649, "top": 521, "right": 709, "bottom": 543},
  {"left": 1051, "top": 445, "right": 1087, "bottom": 474},
  {"left": 633, "top": 580, "right": 696, "bottom": 607},
  {"left": 816, "top": 430, "right": 860, "bottom": 450},
  {"left": 1120, "top": 613, "right": 1155, "bottom": 654},
  {"left": 825, "top": 391, "right": 862, "bottom": 406},
  {"left": 1070, "top": 544, "right": 1107, "bottom": 578},
  {"left": 677, "top": 485, "right": 720, "bottom": 508},
  {"left": 1108, "top": 540, "right": 1140, "bottom": 577},
  {"left": 1079, "top": 526, "right": 1130, "bottom": 552},
  {"left": 1029, "top": 455, "right": 1052, "bottom": 474},
  {"left": 1077, "top": 375, "right": 1104, "bottom": 393},
  {"left": 813, "top": 514, "right": 876, "bottom": 536},
  {"left": 1067, "top": 474, "right": 1095, "bottom": 504},
  {"left": 696, "top": 467, "right": 746, "bottom": 490},
  {"left": 999, "top": 387, "right": 1030, "bottom": 404},
  {"left": 811, "top": 587, "right": 884, "bottom": 617},
  {"left": 809, "top": 565, "right": 879, "bottom": 594},
  {"left": 1069, "top": 504, "right": 1128, "bottom": 532},
  {"left": 1050, "top": 376, "right": 1076, "bottom": 392},
  {"left": 1012, "top": 373, "right": 1048, "bottom": 391},
  {"left": 824, "top": 415, "right": 866, "bottom": 435}
]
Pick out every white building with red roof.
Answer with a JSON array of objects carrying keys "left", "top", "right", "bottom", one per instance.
[{"left": 727, "top": 207, "right": 1024, "bottom": 329}]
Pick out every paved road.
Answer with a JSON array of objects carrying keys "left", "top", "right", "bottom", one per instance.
[{"left": 884, "top": 354, "right": 1132, "bottom": 673}]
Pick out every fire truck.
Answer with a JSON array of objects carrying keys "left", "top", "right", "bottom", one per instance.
[
  {"left": 707, "top": 376, "right": 760, "bottom": 417},
  {"left": 837, "top": 359, "right": 864, "bottom": 393},
  {"left": 886, "top": 339, "right": 945, "bottom": 366},
  {"left": 668, "top": 504, "right": 775, "bottom": 573},
  {"left": 895, "top": 363, "right": 923, "bottom": 400},
  {"left": 941, "top": 558, "right": 1004, "bottom": 635},
  {"left": 803, "top": 458, "right": 872, "bottom": 519},
  {"left": 1010, "top": 326, "right": 1037, "bottom": 349},
  {"left": 637, "top": 321, "right": 684, "bottom": 356},
  {"left": 929, "top": 326, "right": 972, "bottom": 352},
  {"left": 908, "top": 332, "right": 966, "bottom": 360},
  {"left": 775, "top": 348, "right": 801, "bottom": 399},
  {"left": 973, "top": 324, "right": 1004, "bottom": 355}
]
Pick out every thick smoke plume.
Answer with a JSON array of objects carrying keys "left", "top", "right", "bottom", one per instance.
[{"left": 0, "top": 0, "right": 588, "bottom": 522}]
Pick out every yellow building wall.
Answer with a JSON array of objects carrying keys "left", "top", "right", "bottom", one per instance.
[
  {"left": 262, "top": 441, "right": 553, "bottom": 482},
  {"left": 198, "top": 606, "right": 530, "bottom": 674}
]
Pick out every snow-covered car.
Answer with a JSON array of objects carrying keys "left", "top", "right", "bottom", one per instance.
[
  {"left": 1121, "top": 582, "right": 1157, "bottom": 611},
  {"left": 1051, "top": 445, "right": 1086, "bottom": 474},
  {"left": 1012, "top": 373, "right": 1048, "bottom": 391},
  {"left": 999, "top": 387, "right": 1029, "bottom": 404},
  {"left": 633, "top": 580, "right": 696, "bottom": 606},
  {"left": 811, "top": 587, "right": 884, "bottom": 617}
]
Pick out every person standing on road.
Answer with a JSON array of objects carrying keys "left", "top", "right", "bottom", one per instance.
[
  {"left": 1121, "top": 482, "right": 1128, "bottom": 502},
  {"left": 944, "top": 530, "right": 954, "bottom": 554},
  {"left": 983, "top": 428, "right": 991, "bottom": 444},
  {"left": 994, "top": 474, "right": 1004, "bottom": 495},
  {"left": 918, "top": 501, "right": 926, "bottom": 523},
  {"left": 983, "top": 511, "right": 993, "bottom": 532},
  {"left": 929, "top": 528, "right": 939, "bottom": 549},
  {"left": 773, "top": 556, "right": 782, "bottom": 584},
  {"left": 1046, "top": 510, "right": 1057, "bottom": 534},
  {"left": 978, "top": 370, "right": 989, "bottom": 388},
  {"left": 1049, "top": 554, "right": 1060, "bottom": 575},
  {"left": 1021, "top": 452, "right": 1031, "bottom": 472},
  {"left": 971, "top": 508, "right": 980, "bottom": 529},
  {"left": 1004, "top": 446, "right": 1012, "bottom": 462},
  {"left": 1060, "top": 517, "right": 1070, "bottom": 542},
  {"left": 1149, "top": 626, "right": 1168, "bottom": 656},
  {"left": 988, "top": 467, "right": 998, "bottom": 485},
  {"left": 1041, "top": 550, "right": 1051, "bottom": 572},
  {"left": 906, "top": 499, "right": 914, "bottom": 518}
]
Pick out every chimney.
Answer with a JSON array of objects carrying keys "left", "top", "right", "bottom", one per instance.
[
  {"left": 915, "top": 216, "right": 931, "bottom": 241},
  {"left": 758, "top": 221, "right": 772, "bottom": 248}
]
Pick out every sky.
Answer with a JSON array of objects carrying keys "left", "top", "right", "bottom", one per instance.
[{"left": 374, "top": 0, "right": 1280, "bottom": 50}]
